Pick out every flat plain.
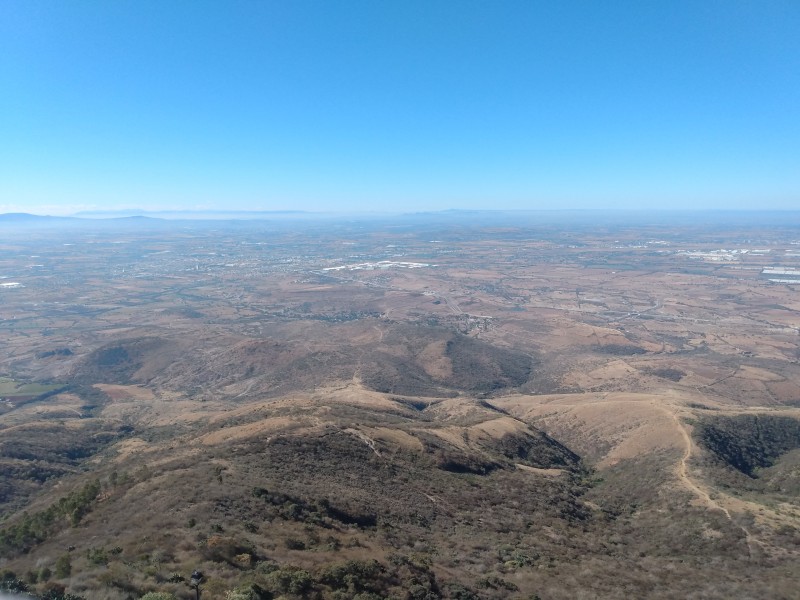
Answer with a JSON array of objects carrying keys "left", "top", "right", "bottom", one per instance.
[{"left": 0, "top": 212, "right": 799, "bottom": 599}]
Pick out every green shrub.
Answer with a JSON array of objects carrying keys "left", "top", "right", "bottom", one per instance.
[
  {"left": 0, "top": 480, "right": 101, "bottom": 555},
  {"left": 264, "top": 566, "right": 313, "bottom": 595},
  {"left": 284, "top": 537, "right": 306, "bottom": 550},
  {"left": 0, "top": 569, "right": 28, "bottom": 593},
  {"left": 225, "top": 583, "right": 269, "bottom": 600},
  {"left": 86, "top": 546, "right": 109, "bottom": 566},
  {"left": 318, "top": 559, "right": 384, "bottom": 593},
  {"left": 55, "top": 554, "right": 72, "bottom": 578},
  {"left": 40, "top": 581, "right": 87, "bottom": 600}
]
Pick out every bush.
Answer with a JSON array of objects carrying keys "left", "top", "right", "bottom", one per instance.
[
  {"left": 40, "top": 582, "right": 87, "bottom": 600},
  {"left": 476, "top": 575, "right": 518, "bottom": 591},
  {"left": 0, "top": 569, "right": 28, "bottom": 593},
  {"left": 225, "top": 583, "right": 269, "bottom": 600},
  {"left": 86, "top": 546, "right": 109, "bottom": 566},
  {"left": 407, "top": 584, "right": 441, "bottom": 600},
  {"left": 201, "top": 535, "right": 254, "bottom": 563},
  {"left": 445, "top": 584, "right": 480, "bottom": 600},
  {"left": 264, "top": 566, "right": 313, "bottom": 595},
  {"left": 318, "top": 559, "right": 384, "bottom": 593},
  {"left": 55, "top": 554, "right": 72, "bottom": 578},
  {"left": 284, "top": 537, "right": 306, "bottom": 550}
]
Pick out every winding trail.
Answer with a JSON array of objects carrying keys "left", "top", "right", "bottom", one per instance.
[
  {"left": 663, "top": 407, "right": 732, "bottom": 518},
  {"left": 500, "top": 391, "right": 800, "bottom": 561},
  {"left": 658, "top": 404, "right": 764, "bottom": 558}
]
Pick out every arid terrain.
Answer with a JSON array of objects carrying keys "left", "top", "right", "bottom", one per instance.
[{"left": 1, "top": 211, "right": 799, "bottom": 599}]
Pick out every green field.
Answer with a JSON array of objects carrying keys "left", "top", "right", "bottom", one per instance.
[{"left": 0, "top": 377, "right": 63, "bottom": 398}]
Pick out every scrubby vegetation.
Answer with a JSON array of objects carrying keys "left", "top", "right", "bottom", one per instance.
[
  {"left": 0, "top": 414, "right": 124, "bottom": 514},
  {"left": 696, "top": 414, "right": 800, "bottom": 477},
  {"left": 73, "top": 337, "right": 177, "bottom": 386},
  {"left": 642, "top": 367, "right": 686, "bottom": 381},
  {"left": 361, "top": 325, "right": 533, "bottom": 396},
  {"left": 0, "top": 480, "right": 101, "bottom": 555},
  {"left": 3, "top": 220, "right": 800, "bottom": 598}
]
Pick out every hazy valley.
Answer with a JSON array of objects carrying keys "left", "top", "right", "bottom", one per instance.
[{"left": 1, "top": 212, "right": 799, "bottom": 599}]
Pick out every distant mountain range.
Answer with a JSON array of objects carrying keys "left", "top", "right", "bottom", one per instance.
[
  {"left": 73, "top": 209, "right": 310, "bottom": 219},
  {"left": 0, "top": 211, "right": 317, "bottom": 228},
  {"left": 0, "top": 212, "right": 76, "bottom": 222},
  {"left": 2, "top": 209, "right": 800, "bottom": 227},
  {"left": 0, "top": 213, "right": 80, "bottom": 226}
]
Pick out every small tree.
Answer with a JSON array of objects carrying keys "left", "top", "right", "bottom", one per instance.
[{"left": 55, "top": 554, "right": 72, "bottom": 578}]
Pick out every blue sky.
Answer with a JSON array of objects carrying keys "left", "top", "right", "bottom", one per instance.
[{"left": 1, "top": 1, "right": 798, "bottom": 215}]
